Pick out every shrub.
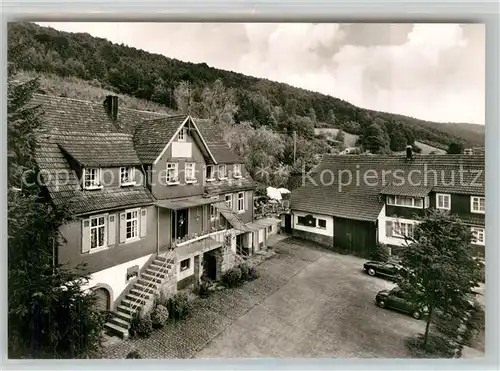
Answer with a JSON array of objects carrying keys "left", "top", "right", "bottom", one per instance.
[
  {"left": 197, "top": 281, "right": 212, "bottom": 298},
  {"left": 238, "top": 263, "right": 251, "bottom": 281},
  {"left": 129, "top": 311, "right": 153, "bottom": 338},
  {"left": 126, "top": 350, "right": 142, "bottom": 359},
  {"left": 248, "top": 266, "right": 260, "bottom": 280},
  {"left": 151, "top": 304, "right": 169, "bottom": 329},
  {"left": 222, "top": 267, "right": 242, "bottom": 288},
  {"left": 370, "top": 243, "right": 390, "bottom": 262},
  {"left": 167, "top": 293, "right": 192, "bottom": 321},
  {"left": 154, "top": 291, "right": 172, "bottom": 308},
  {"left": 405, "top": 333, "right": 455, "bottom": 358}
]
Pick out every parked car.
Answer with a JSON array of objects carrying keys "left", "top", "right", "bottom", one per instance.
[
  {"left": 375, "top": 287, "right": 428, "bottom": 319},
  {"left": 363, "top": 260, "right": 402, "bottom": 280}
]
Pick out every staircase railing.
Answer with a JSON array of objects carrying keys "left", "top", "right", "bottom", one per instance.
[
  {"left": 235, "top": 244, "right": 251, "bottom": 259},
  {"left": 129, "top": 248, "right": 177, "bottom": 313},
  {"left": 226, "top": 208, "right": 252, "bottom": 233}
]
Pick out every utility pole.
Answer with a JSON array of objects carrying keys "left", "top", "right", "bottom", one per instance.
[
  {"left": 187, "top": 82, "right": 191, "bottom": 116},
  {"left": 293, "top": 131, "right": 297, "bottom": 167}
]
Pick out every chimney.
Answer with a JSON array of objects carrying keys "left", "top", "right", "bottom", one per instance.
[
  {"left": 406, "top": 145, "right": 413, "bottom": 160},
  {"left": 103, "top": 95, "right": 119, "bottom": 120}
]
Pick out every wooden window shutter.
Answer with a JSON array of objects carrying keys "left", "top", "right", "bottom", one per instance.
[
  {"left": 140, "top": 208, "right": 147, "bottom": 238},
  {"left": 385, "top": 221, "right": 393, "bottom": 237},
  {"left": 119, "top": 212, "right": 126, "bottom": 243},
  {"left": 81, "top": 219, "right": 91, "bottom": 253},
  {"left": 108, "top": 214, "right": 116, "bottom": 246}
]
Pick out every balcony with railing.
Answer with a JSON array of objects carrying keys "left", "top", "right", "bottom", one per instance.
[{"left": 172, "top": 226, "right": 231, "bottom": 259}]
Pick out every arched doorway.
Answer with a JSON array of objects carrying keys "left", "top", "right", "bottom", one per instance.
[{"left": 93, "top": 287, "right": 111, "bottom": 312}]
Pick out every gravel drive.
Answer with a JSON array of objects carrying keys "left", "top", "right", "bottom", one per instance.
[{"left": 99, "top": 238, "right": 426, "bottom": 359}]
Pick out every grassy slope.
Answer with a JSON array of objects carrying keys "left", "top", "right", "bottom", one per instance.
[
  {"left": 314, "top": 127, "right": 446, "bottom": 154},
  {"left": 19, "top": 70, "right": 175, "bottom": 114}
]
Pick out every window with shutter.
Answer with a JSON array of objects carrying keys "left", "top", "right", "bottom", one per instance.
[{"left": 82, "top": 214, "right": 109, "bottom": 253}]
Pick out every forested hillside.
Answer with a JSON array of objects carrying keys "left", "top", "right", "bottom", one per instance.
[{"left": 8, "top": 22, "right": 484, "bottom": 153}]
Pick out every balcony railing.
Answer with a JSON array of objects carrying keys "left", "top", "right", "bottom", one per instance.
[{"left": 173, "top": 226, "right": 229, "bottom": 248}]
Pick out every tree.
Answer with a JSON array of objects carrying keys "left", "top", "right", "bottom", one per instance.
[
  {"left": 198, "top": 79, "right": 239, "bottom": 140},
  {"left": 335, "top": 129, "right": 345, "bottom": 143},
  {"left": 389, "top": 122, "right": 408, "bottom": 152},
  {"left": 342, "top": 121, "right": 362, "bottom": 135},
  {"left": 173, "top": 80, "right": 192, "bottom": 113},
  {"left": 412, "top": 144, "right": 423, "bottom": 154},
  {"left": 308, "top": 107, "right": 317, "bottom": 124},
  {"left": 326, "top": 109, "right": 336, "bottom": 126},
  {"left": 396, "top": 210, "right": 482, "bottom": 350},
  {"left": 447, "top": 142, "right": 464, "bottom": 154},
  {"left": 8, "top": 69, "right": 104, "bottom": 358},
  {"left": 360, "top": 123, "right": 390, "bottom": 154}
]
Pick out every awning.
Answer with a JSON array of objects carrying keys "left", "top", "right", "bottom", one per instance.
[
  {"left": 157, "top": 195, "right": 223, "bottom": 210},
  {"left": 214, "top": 203, "right": 249, "bottom": 231}
]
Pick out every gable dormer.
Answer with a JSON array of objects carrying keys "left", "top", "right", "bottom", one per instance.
[
  {"left": 134, "top": 115, "right": 217, "bottom": 166},
  {"left": 57, "top": 132, "right": 142, "bottom": 191},
  {"left": 171, "top": 122, "right": 192, "bottom": 158}
]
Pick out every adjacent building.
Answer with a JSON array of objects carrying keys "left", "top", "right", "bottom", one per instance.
[
  {"left": 288, "top": 151, "right": 485, "bottom": 258},
  {"left": 32, "top": 94, "right": 279, "bottom": 337}
]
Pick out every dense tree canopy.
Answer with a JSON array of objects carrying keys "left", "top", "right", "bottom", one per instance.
[
  {"left": 8, "top": 22, "right": 484, "bottom": 150},
  {"left": 396, "top": 210, "right": 482, "bottom": 351}
]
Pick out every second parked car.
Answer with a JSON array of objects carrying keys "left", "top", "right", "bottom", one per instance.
[{"left": 376, "top": 287, "right": 428, "bottom": 319}]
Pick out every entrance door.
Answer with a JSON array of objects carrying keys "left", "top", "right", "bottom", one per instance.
[
  {"left": 203, "top": 252, "right": 217, "bottom": 281},
  {"left": 94, "top": 287, "right": 110, "bottom": 312},
  {"left": 236, "top": 234, "right": 243, "bottom": 249},
  {"left": 172, "top": 208, "right": 189, "bottom": 240}
]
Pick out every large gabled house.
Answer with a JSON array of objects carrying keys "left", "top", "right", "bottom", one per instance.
[
  {"left": 288, "top": 150, "right": 485, "bottom": 258},
  {"left": 31, "top": 94, "right": 280, "bottom": 338}
]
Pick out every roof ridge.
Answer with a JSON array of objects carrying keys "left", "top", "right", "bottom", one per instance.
[
  {"left": 37, "top": 130, "right": 135, "bottom": 137},
  {"left": 141, "top": 114, "right": 187, "bottom": 123},
  {"left": 33, "top": 93, "right": 170, "bottom": 116}
]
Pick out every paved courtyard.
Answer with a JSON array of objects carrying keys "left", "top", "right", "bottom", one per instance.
[{"left": 99, "top": 238, "right": 430, "bottom": 358}]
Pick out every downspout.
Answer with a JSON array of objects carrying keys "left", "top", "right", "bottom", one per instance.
[
  {"left": 156, "top": 206, "right": 160, "bottom": 254},
  {"left": 52, "top": 231, "right": 56, "bottom": 275},
  {"left": 174, "top": 210, "right": 177, "bottom": 242}
]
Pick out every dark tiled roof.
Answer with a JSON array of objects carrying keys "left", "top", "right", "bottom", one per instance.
[
  {"left": 458, "top": 213, "right": 485, "bottom": 227},
  {"left": 29, "top": 94, "right": 166, "bottom": 134},
  {"left": 30, "top": 94, "right": 253, "bottom": 214},
  {"left": 57, "top": 133, "right": 141, "bottom": 167},
  {"left": 30, "top": 94, "right": 164, "bottom": 214},
  {"left": 291, "top": 154, "right": 485, "bottom": 222},
  {"left": 133, "top": 115, "right": 187, "bottom": 163},
  {"left": 195, "top": 118, "right": 243, "bottom": 164},
  {"left": 194, "top": 118, "right": 221, "bottom": 141},
  {"left": 206, "top": 143, "right": 243, "bottom": 164},
  {"left": 380, "top": 184, "right": 433, "bottom": 198},
  {"left": 36, "top": 131, "right": 155, "bottom": 215},
  {"left": 292, "top": 182, "right": 383, "bottom": 222}
]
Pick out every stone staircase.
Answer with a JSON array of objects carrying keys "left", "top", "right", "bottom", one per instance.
[{"left": 104, "top": 252, "right": 176, "bottom": 338}]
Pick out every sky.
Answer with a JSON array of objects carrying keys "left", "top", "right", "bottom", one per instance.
[{"left": 36, "top": 22, "right": 485, "bottom": 125}]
